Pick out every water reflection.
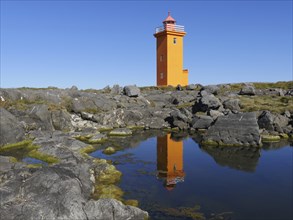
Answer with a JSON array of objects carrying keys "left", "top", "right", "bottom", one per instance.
[
  {"left": 200, "top": 144, "right": 261, "bottom": 172},
  {"left": 157, "top": 134, "right": 185, "bottom": 190}
]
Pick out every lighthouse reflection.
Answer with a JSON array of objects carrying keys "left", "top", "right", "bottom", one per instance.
[{"left": 157, "top": 134, "right": 185, "bottom": 190}]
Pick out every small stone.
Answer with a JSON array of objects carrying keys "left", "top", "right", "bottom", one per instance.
[{"left": 103, "top": 147, "right": 116, "bottom": 155}]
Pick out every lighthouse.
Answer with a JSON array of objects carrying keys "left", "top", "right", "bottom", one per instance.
[{"left": 154, "top": 12, "right": 188, "bottom": 86}]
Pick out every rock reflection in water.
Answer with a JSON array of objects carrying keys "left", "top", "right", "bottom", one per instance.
[
  {"left": 199, "top": 144, "right": 261, "bottom": 172},
  {"left": 157, "top": 134, "right": 185, "bottom": 190}
]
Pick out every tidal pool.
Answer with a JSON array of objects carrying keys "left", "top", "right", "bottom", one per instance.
[{"left": 90, "top": 133, "right": 293, "bottom": 220}]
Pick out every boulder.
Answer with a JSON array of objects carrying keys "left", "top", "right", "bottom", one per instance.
[
  {"left": 71, "top": 97, "right": 97, "bottom": 113},
  {"left": 123, "top": 85, "right": 140, "bottom": 97},
  {"left": 111, "top": 85, "right": 122, "bottom": 95},
  {"left": 258, "top": 111, "right": 289, "bottom": 133},
  {"left": 202, "top": 112, "right": 261, "bottom": 146},
  {"left": 102, "top": 147, "right": 116, "bottom": 155},
  {"left": 51, "top": 110, "right": 73, "bottom": 131},
  {"left": 223, "top": 99, "right": 240, "bottom": 111},
  {"left": 208, "top": 109, "right": 224, "bottom": 120},
  {"left": 0, "top": 108, "right": 25, "bottom": 146},
  {"left": 194, "top": 94, "right": 222, "bottom": 112},
  {"left": 28, "top": 104, "right": 54, "bottom": 131},
  {"left": 201, "top": 85, "right": 220, "bottom": 95},
  {"left": 186, "top": 84, "right": 197, "bottom": 90},
  {"left": 173, "top": 120, "right": 189, "bottom": 130},
  {"left": 191, "top": 115, "right": 213, "bottom": 129},
  {"left": 239, "top": 85, "right": 256, "bottom": 96},
  {"left": 84, "top": 199, "right": 148, "bottom": 220}
]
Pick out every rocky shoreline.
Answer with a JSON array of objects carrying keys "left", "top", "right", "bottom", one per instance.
[{"left": 0, "top": 82, "right": 292, "bottom": 219}]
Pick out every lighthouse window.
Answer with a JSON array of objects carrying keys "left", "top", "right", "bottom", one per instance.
[
  {"left": 160, "top": 72, "right": 164, "bottom": 79},
  {"left": 173, "top": 38, "right": 177, "bottom": 44},
  {"left": 160, "top": 55, "right": 163, "bottom": 62}
]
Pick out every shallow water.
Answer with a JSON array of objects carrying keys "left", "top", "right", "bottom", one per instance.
[{"left": 91, "top": 133, "right": 293, "bottom": 220}]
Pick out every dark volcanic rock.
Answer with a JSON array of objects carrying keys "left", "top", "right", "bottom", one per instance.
[
  {"left": 0, "top": 108, "right": 25, "bottom": 146},
  {"left": 203, "top": 112, "right": 261, "bottom": 146},
  {"left": 124, "top": 85, "right": 140, "bottom": 97}
]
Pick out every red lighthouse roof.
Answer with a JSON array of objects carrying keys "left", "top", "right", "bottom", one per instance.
[{"left": 163, "top": 12, "right": 176, "bottom": 23}]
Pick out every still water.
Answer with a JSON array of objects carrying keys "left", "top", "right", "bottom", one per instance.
[{"left": 91, "top": 133, "right": 293, "bottom": 220}]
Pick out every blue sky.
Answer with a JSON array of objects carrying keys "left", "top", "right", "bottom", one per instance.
[{"left": 1, "top": 0, "right": 292, "bottom": 89}]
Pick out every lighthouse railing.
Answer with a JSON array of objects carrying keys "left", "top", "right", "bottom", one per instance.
[{"left": 155, "top": 24, "right": 185, "bottom": 33}]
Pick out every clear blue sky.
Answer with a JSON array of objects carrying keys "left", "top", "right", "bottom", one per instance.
[{"left": 1, "top": 0, "right": 292, "bottom": 89}]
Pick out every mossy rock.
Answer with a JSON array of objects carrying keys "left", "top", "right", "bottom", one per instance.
[
  {"left": 279, "top": 133, "right": 289, "bottom": 139},
  {"left": 102, "top": 147, "right": 116, "bottom": 155},
  {"left": 97, "top": 165, "right": 122, "bottom": 185},
  {"left": 201, "top": 139, "right": 219, "bottom": 146},
  {"left": 94, "top": 184, "right": 124, "bottom": 200},
  {"left": 0, "top": 140, "right": 35, "bottom": 153},
  {"left": 108, "top": 128, "right": 132, "bottom": 136},
  {"left": 80, "top": 145, "right": 95, "bottom": 157},
  {"left": 26, "top": 163, "right": 43, "bottom": 169},
  {"left": 27, "top": 149, "right": 59, "bottom": 165},
  {"left": 127, "top": 125, "right": 145, "bottom": 130},
  {"left": 124, "top": 199, "right": 139, "bottom": 207},
  {"left": 261, "top": 135, "right": 281, "bottom": 142}
]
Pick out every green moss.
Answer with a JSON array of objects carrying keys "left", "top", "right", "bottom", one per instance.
[
  {"left": 127, "top": 125, "right": 145, "bottom": 130},
  {"left": 124, "top": 199, "right": 139, "bottom": 207},
  {"left": 83, "top": 108, "right": 101, "bottom": 114},
  {"left": 97, "top": 164, "right": 122, "bottom": 184},
  {"left": 176, "top": 102, "right": 194, "bottom": 109},
  {"left": 102, "top": 147, "right": 116, "bottom": 155},
  {"left": 201, "top": 139, "right": 219, "bottom": 146},
  {"left": 98, "top": 127, "right": 114, "bottom": 132},
  {"left": 159, "top": 205, "right": 205, "bottom": 220},
  {"left": 253, "top": 81, "right": 293, "bottom": 90},
  {"left": 27, "top": 149, "right": 59, "bottom": 164},
  {"left": 93, "top": 184, "right": 124, "bottom": 200},
  {"left": 26, "top": 164, "right": 43, "bottom": 168},
  {"left": 0, "top": 98, "right": 46, "bottom": 111},
  {"left": 9, "top": 156, "right": 18, "bottom": 163},
  {"left": 279, "top": 133, "right": 289, "bottom": 139},
  {"left": 1, "top": 140, "right": 59, "bottom": 164},
  {"left": 108, "top": 130, "right": 132, "bottom": 136},
  {"left": 0, "top": 140, "right": 34, "bottom": 152},
  {"left": 239, "top": 95, "right": 293, "bottom": 114},
  {"left": 171, "top": 127, "right": 180, "bottom": 131},
  {"left": 261, "top": 135, "right": 281, "bottom": 142},
  {"left": 80, "top": 145, "right": 95, "bottom": 157}
]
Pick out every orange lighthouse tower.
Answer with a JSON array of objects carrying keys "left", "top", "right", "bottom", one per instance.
[{"left": 154, "top": 12, "right": 188, "bottom": 86}]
